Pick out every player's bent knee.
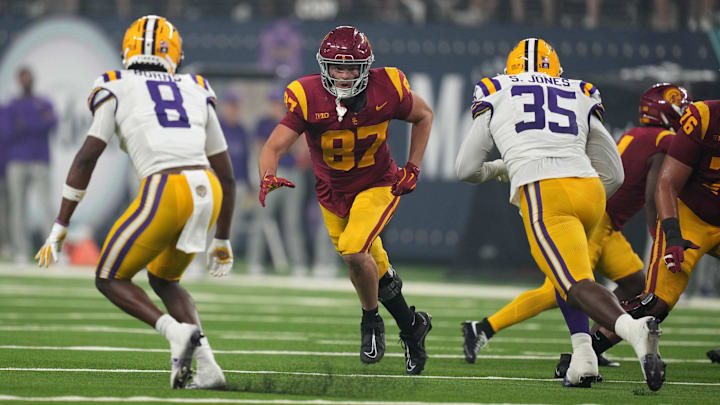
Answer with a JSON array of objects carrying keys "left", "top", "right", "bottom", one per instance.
[
  {"left": 378, "top": 267, "right": 403, "bottom": 303},
  {"left": 614, "top": 271, "right": 646, "bottom": 299},
  {"left": 620, "top": 292, "right": 669, "bottom": 323}
]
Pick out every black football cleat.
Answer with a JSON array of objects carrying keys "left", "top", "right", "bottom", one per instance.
[
  {"left": 641, "top": 318, "right": 666, "bottom": 392},
  {"left": 554, "top": 353, "right": 571, "bottom": 378},
  {"left": 399, "top": 307, "right": 432, "bottom": 375},
  {"left": 597, "top": 353, "right": 620, "bottom": 367},
  {"left": 461, "top": 321, "right": 489, "bottom": 364},
  {"left": 707, "top": 349, "right": 720, "bottom": 363},
  {"left": 360, "top": 315, "right": 385, "bottom": 364}
]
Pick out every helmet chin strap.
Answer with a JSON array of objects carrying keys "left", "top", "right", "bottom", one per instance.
[{"left": 335, "top": 96, "right": 347, "bottom": 122}]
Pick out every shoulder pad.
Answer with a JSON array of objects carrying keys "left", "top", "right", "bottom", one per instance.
[
  {"left": 474, "top": 77, "right": 503, "bottom": 99},
  {"left": 682, "top": 101, "right": 711, "bottom": 140},
  {"left": 655, "top": 130, "right": 674, "bottom": 147},
  {"left": 383, "top": 67, "right": 411, "bottom": 102},
  {"left": 579, "top": 80, "right": 601, "bottom": 100},
  {"left": 285, "top": 80, "right": 309, "bottom": 121},
  {"left": 87, "top": 87, "right": 116, "bottom": 114}
]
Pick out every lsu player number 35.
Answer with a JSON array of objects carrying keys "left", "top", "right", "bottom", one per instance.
[
  {"left": 455, "top": 38, "right": 666, "bottom": 391},
  {"left": 35, "top": 15, "right": 235, "bottom": 389}
]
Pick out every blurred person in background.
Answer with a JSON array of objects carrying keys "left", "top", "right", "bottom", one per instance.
[
  {"left": 257, "top": 26, "right": 434, "bottom": 375},
  {"left": 34, "top": 15, "right": 235, "bottom": 390},
  {"left": 218, "top": 90, "right": 253, "bottom": 257},
  {"left": 248, "top": 87, "right": 310, "bottom": 276},
  {"left": 5, "top": 67, "right": 57, "bottom": 264},
  {"left": 0, "top": 104, "right": 11, "bottom": 259}
]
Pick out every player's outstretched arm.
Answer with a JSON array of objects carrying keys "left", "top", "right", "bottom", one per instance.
[
  {"left": 655, "top": 155, "right": 698, "bottom": 271},
  {"left": 644, "top": 153, "right": 665, "bottom": 238},
  {"left": 392, "top": 91, "right": 433, "bottom": 196},
  {"left": 257, "top": 124, "right": 299, "bottom": 206},
  {"left": 455, "top": 111, "right": 504, "bottom": 184},
  {"left": 36, "top": 136, "right": 106, "bottom": 267},
  {"left": 586, "top": 115, "right": 624, "bottom": 197}
]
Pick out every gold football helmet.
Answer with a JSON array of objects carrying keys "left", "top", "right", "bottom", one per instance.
[
  {"left": 506, "top": 38, "right": 562, "bottom": 77},
  {"left": 122, "top": 15, "right": 183, "bottom": 73}
]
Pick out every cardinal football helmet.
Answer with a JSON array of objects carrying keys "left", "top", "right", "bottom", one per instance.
[
  {"left": 506, "top": 38, "right": 562, "bottom": 77},
  {"left": 639, "top": 83, "right": 690, "bottom": 131},
  {"left": 122, "top": 15, "right": 183, "bottom": 74},
  {"left": 316, "top": 26, "right": 374, "bottom": 98}
]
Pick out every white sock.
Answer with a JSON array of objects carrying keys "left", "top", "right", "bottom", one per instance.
[
  {"left": 155, "top": 314, "right": 179, "bottom": 340},
  {"left": 571, "top": 332, "right": 592, "bottom": 351},
  {"left": 613, "top": 313, "right": 635, "bottom": 342}
]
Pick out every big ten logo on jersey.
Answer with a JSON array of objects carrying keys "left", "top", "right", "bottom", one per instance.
[{"left": 320, "top": 121, "right": 389, "bottom": 171}]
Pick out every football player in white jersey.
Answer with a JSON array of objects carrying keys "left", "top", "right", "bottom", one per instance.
[
  {"left": 34, "top": 15, "right": 235, "bottom": 389},
  {"left": 455, "top": 38, "right": 665, "bottom": 391}
]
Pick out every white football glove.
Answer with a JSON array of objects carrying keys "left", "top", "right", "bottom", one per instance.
[
  {"left": 35, "top": 222, "right": 68, "bottom": 267},
  {"left": 206, "top": 238, "right": 233, "bottom": 278}
]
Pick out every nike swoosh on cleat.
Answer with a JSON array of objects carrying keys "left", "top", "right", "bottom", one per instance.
[{"left": 363, "top": 334, "right": 377, "bottom": 358}]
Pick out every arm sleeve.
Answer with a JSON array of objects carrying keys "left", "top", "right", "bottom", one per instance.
[
  {"left": 86, "top": 97, "right": 117, "bottom": 143},
  {"left": 455, "top": 112, "right": 505, "bottom": 184},
  {"left": 586, "top": 115, "right": 624, "bottom": 197},
  {"left": 205, "top": 106, "right": 228, "bottom": 156}
]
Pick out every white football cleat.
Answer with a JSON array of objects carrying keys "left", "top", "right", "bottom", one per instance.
[
  {"left": 189, "top": 360, "right": 226, "bottom": 389},
  {"left": 628, "top": 317, "right": 666, "bottom": 391},
  {"left": 169, "top": 323, "right": 202, "bottom": 389},
  {"left": 563, "top": 344, "right": 599, "bottom": 388}
]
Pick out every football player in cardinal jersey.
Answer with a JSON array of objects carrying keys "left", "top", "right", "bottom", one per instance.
[
  {"left": 257, "top": 26, "right": 434, "bottom": 375},
  {"left": 455, "top": 38, "right": 665, "bottom": 390},
  {"left": 35, "top": 15, "right": 235, "bottom": 389},
  {"left": 592, "top": 97, "right": 720, "bottom": 368},
  {"left": 461, "top": 83, "right": 690, "bottom": 376}
]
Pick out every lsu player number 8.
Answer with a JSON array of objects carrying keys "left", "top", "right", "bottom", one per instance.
[{"left": 36, "top": 15, "right": 235, "bottom": 389}]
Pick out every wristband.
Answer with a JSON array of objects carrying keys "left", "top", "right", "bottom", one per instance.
[
  {"left": 62, "top": 184, "right": 86, "bottom": 202},
  {"left": 660, "top": 217, "right": 681, "bottom": 241}
]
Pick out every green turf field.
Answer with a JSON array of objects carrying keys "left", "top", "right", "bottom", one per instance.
[{"left": 1, "top": 265, "right": 719, "bottom": 404}]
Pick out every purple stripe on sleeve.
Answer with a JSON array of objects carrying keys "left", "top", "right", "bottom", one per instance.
[
  {"left": 523, "top": 183, "right": 569, "bottom": 294},
  {"left": 471, "top": 101, "right": 493, "bottom": 118},
  {"left": 96, "top": 178, "right": 152, "bottom": 277},
  {"left": 476, "top": 80, "right": 489, "bottom": 98},
  {"left": 115, "top": 70, "right": 122, "bottom": 80},
  {"left": 534, "top": 182, "right": 577, "bottom": 286},
  {"left": 107, "top": 175, "right": 168, "bottom": 279},
  {"left": 102, "top": 73, "right": 110, "bottom": 82},
  {"left": 490, "top": 78, "right": 501, "bottom": 91}
]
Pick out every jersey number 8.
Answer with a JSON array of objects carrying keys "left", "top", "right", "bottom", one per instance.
[{"left": 146, "top": 81, "right": 191, "bottom": 128}]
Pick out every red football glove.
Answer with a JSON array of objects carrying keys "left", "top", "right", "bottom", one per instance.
[
  {"left": 661, "top": 218, "right": 699, "bottom": 273},
  {"left": 392, "top": 162, "right": 420, "bottom": 196},
  {"left": 258, "top": 174, "right": 295, "bottom": 207}
]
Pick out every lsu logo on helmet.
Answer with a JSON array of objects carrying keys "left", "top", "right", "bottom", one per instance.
[
  {"left": 506, "top": 38, "right": 562, "bottom": 77},
  {"left": 122, "top": 15, "right": 183, "bottom": 73}
]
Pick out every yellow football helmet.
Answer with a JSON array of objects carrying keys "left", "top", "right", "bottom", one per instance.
[
  {"left": 122, "top": 15, "right": 183, "bottom": 73},
  {"left": 505, "top": 38, "right": 562, "bottom": 77}
]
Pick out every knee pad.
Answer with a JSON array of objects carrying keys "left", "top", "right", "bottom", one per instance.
[
  {"left": 620, "top": 293, "right": 668, "bottom": 323},
  {"left": 378, "top": 266, "right": 403, "bottom": 303}
]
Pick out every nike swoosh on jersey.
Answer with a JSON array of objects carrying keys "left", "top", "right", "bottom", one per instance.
[{"left": 375, "top": 102, "right": 388, "bottom": 111}]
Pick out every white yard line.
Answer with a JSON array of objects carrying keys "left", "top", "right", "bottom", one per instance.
[
  {"left": 1, "top": 367, "right": 719, "bottom": 388},
  {"left": 0, "top": 394, "right": 536, "bottom": 405},
  {"left": 0, "top": 345, "right": 711, "bottom": 364}
]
